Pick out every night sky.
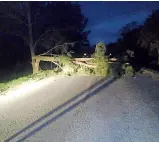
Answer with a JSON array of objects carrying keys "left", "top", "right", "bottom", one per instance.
[{"left": 80, "top": 1, "right": 159, "bottom": 45}]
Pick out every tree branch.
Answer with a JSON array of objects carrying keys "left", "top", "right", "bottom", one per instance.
[
  {"left": 33, "top": 27, "right": 78, "bottom": 50},
  {"left": 73, "top": 58, "right": 94, "bottom": 62},
  {"left": 72, "top": 60, "right": 97, "bottom": 68},
  {"left": 33, "top": 28, "right": 54, "bottom": 50},
  {"left": 37, "top": 41, "right": 78, "bottom": 56},
  {"left": 32, "top": 55, "right": 56, "bottom": 61},
  {"left": 51, "top": 61, "right": 63, "bottom": 70},
  {"left": 38, "top": 46, "right": 58, "bottom": 56},
  {"left": 32, "top": 55, "right": 63, "bottom": 70}
]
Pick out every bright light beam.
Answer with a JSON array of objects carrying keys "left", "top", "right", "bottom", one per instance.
[{"left": 0, "top": 76, "right": 58, "bottom": 106}]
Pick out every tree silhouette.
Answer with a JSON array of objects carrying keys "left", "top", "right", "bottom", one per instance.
[
  {"left": 0, "top": 2, "right": 89, "bottom": 73},
  {"left": 138, "top": 10, "right": 159, "bottom": 65}
]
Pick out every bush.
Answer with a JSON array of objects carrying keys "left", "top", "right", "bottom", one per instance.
[
  {"left": 122, "top": 63, "right": 134, "bottom": 76},
  {"left": 56, "top": 55, "right": 77, "bottom": 75},
  {"left": 93, "top": 42, "right": 109, "bottom": 77},
  {"left": 76, "top": 66, "right": 95, "bottom": 76},
  {"left": 55, "top": 42, "right": 109, "bottom": 77},
  {"left": 94, "top": 56, "right": 109, "bottom": 76}
]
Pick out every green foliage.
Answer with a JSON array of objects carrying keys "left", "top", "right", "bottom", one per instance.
[
  {"left": 55, "top": 55, "right": 95, "bottom": 76},
  {"left": 95, "top": 42, "right": 106, "bottom": 54},
  {"left": 125, "top": 65, "right": 134, "bottom": 76},
  {"left": 56, "top": 55, "right": 73, "bottom": 67},
  {"left": 0, "top": 69, "right": 59, "bottom": 94},
  {"left": 93, "top": 42, "right": 109, "bottom": 77},
  {"left": 76, "top": 66, "right": 95, "bottom": 76},
  {"left": 55, "top": 43, "right": 109, "bottom": 77},
  {"left": 56, "top": 55, "right": 76, "bottom": 75},
  {"left": 94, "top": 57, "right": 109, "bottom": 76},
  {"left": 122, "top": 63, "right": 134, "bottom": 76}
]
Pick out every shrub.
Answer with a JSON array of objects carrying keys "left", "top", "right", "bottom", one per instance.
[
  {"left": 93, "top": 42, "right": 109, "bottom": 77},
  {"left": 122, "top": 63, "right": 134, "bottom": 76},
  {"left": 94, "top": 56, "right": 109, "bottom": 76},
  {"left": 76, "top": 66, "right": 95, "bottom": 76},
  {"left": 125, "top": 65, "right": 134, "bottom": 76},
  {"left": 56, "top": 55, "right": 77, "bottom": 75},
  {"left": 51, "top": 42, "right": 109, "bottom": 77},
  {"left": 56, "top": 55, "right": 73, "bottom": 67},
  {"left": 95, "top": 41, "right": 106, "bottom": 54}
]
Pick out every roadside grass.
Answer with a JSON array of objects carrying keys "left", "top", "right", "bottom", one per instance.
[
  {"left": 0, "top": 65, "right": 100, "bottom": 95},
  {"left": 0, "top": 69, "right": 60, "bottom": 94},
  {"left": 140, "top": 68, "right": 159, "bottom": 80}
]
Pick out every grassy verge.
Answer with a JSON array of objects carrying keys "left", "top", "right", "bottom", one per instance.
[
  {"left": 140, "top": 68, "right": 159, "bottom": 79},
  {"left": 0, "top": 70, "right": 60, "bottom": 94},
  {"left": 0, "top": 67, "right": 101, "bottom": 95}
]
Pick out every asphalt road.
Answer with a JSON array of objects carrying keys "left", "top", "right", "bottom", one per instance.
[
  {"left": 2, "top": 76, "right": 159, "bottom": 142},
  {"left": 0, "top": 76, "right": 100, "bottom": 141}
]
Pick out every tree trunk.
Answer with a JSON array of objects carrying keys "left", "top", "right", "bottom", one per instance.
[
  {"left": 32, "top": 59, "right": 40, "bottom": 74},
  {"left": 26, "top": 2, "right": 36, "bottom": 73}
]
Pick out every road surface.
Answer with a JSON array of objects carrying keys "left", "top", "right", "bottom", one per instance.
[
  {"left": 1, "top": 76, "right": 159, "bottom": 142},
  {"left": 0, "top": 76, "right": 101, "bottom": 141}
]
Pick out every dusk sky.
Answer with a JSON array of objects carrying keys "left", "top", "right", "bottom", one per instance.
[{"left": 80, "top": 1, "right": 159, "bottom": 45}]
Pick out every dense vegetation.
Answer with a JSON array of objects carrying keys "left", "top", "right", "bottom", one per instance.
[
  {"left": 0, "top": 2, "right": 159, "bottom": 92},
  {"left": 0, "top": 1, "right": 90, "bottom": 73},
  {"left": 107, "top": 10, "right": 159, "bottom": 72}
]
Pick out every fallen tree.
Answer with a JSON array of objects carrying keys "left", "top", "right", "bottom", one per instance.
[
  {"left": 31, "top": 42, "right": 113, "bottom": 77},
  {"left": 32, "top": 55, "right": 97, "bottom": 73},
  {"left": 72, "top": 60, "right": 97, "bottom": 68}
]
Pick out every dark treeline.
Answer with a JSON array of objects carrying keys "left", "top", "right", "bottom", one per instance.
[
  {"left": 0, "top": 2, "right": 159, "bottom": 75},
  {"left": 107, "top": 10, "right": 159, "bottom": 71},
  {"left": 0, "top": 1, "right": 90, "bottom": 70}
]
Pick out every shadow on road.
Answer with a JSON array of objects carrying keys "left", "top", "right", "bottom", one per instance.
[{"left": 5, "top": 77, "right": 117, "bottom": 142}]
